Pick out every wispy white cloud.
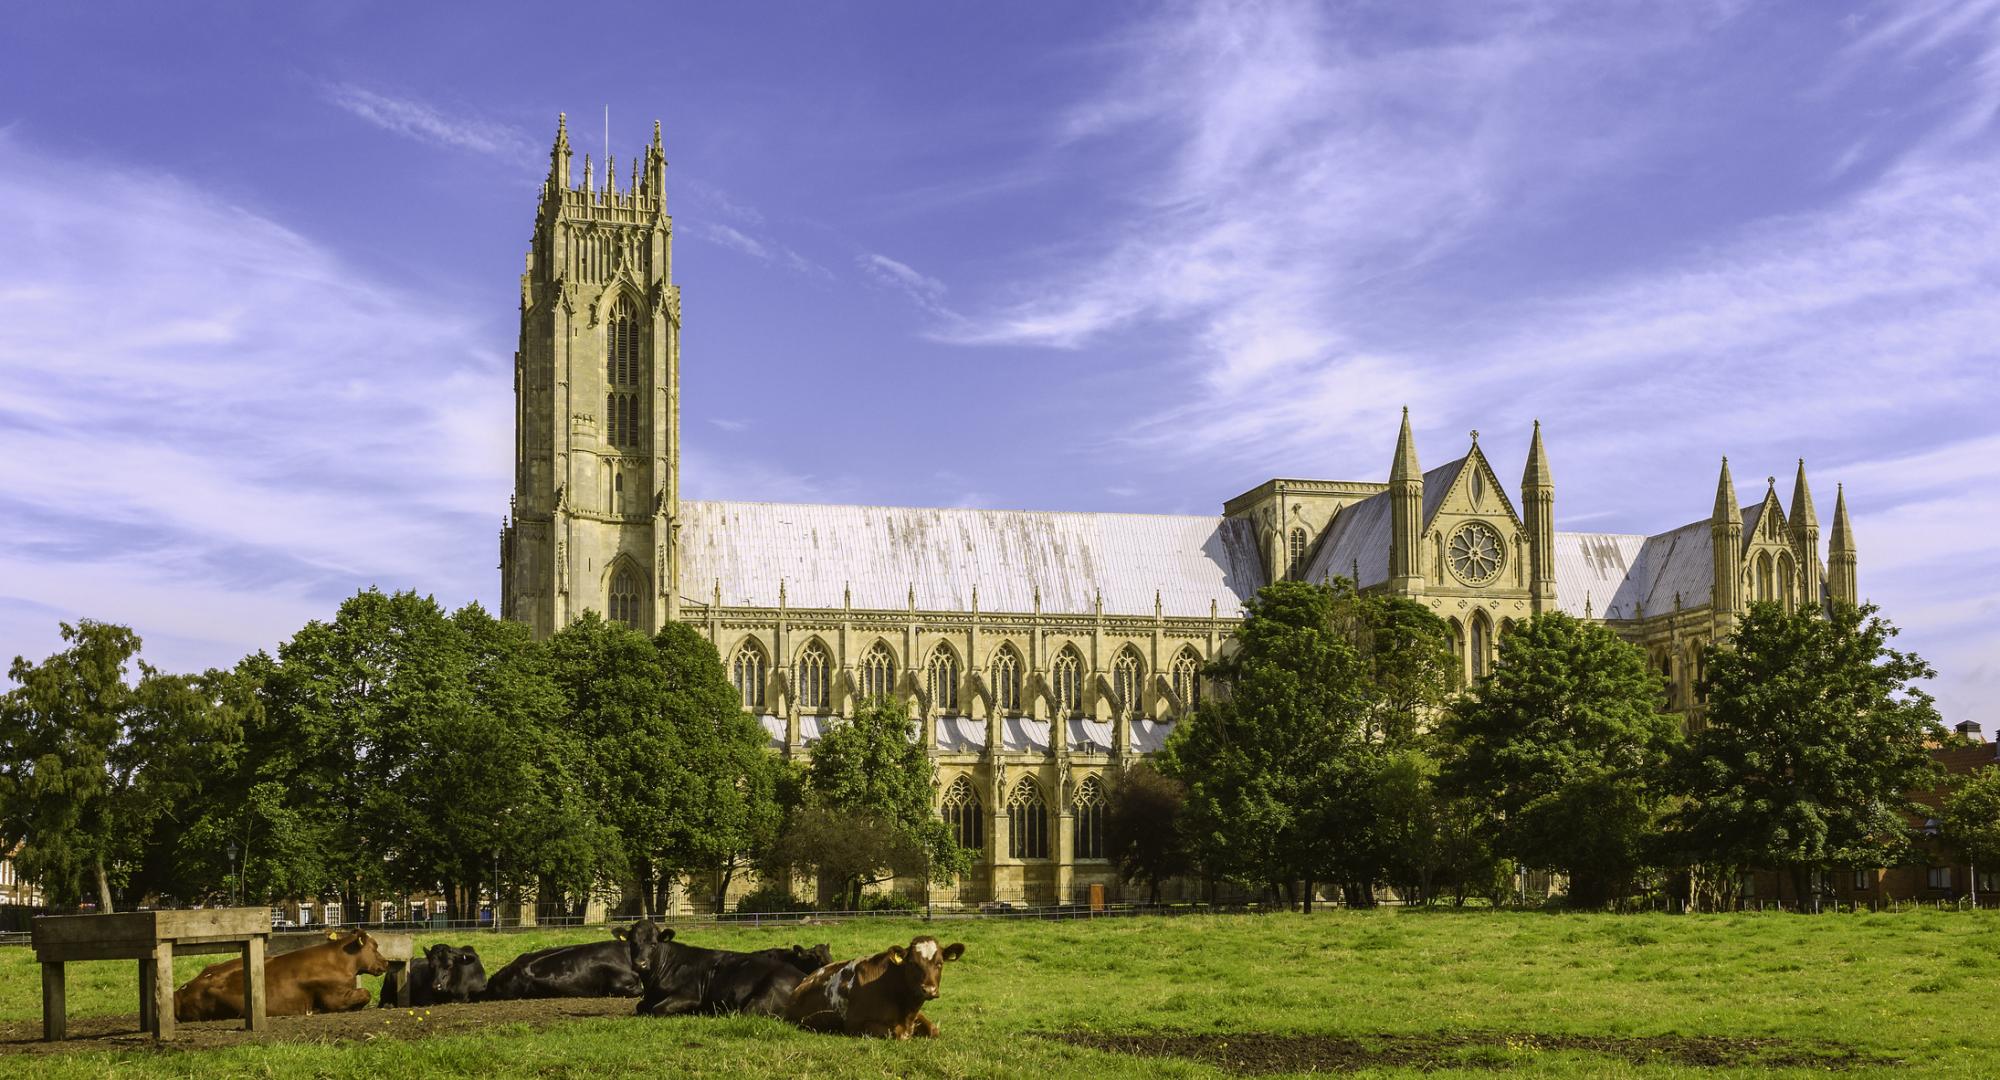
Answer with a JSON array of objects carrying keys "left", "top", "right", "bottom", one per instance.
[
  {"left": 857, "top": 252, "right": 959, "bottom": 321},
  {"left": 708, "top": 417, "right": 749, "bottom": 433},
  {"left": 321, "top": 82, "right": 537, "bottom": 164}
]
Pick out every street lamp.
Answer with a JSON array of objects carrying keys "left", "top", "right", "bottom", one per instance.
[
  {"left": 491, "top": 849, "right": 501, "bottom": 930},
  {"left": 226, "top": 842, "right": 239, "bottom": 907}
]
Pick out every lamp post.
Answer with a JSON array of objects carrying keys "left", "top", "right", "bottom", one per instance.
[
  {"left": 491, "top": 848, "right": 501, "bottom": 931},
  {"left": 227, "top": 842, "right": 239, "bottom": 907}
]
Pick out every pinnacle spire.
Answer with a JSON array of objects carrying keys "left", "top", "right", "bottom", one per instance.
[
  {"left": 1390, "top": 406, "right": 1421, "bottom": 483},
  {"left": 549, "top": 112, "right": 572, "bottom": 187},
  {"left": 1789, "top": 458, "right": 1818, "bottom": 531},
  {"left": 1829, "top": 483, "right": 1853, "bottom": 552},
  {"left": 1522, "top": 419, "right": 1551, "bottom": 488},
  {"left": 1712, "top": 456, "right": 1740, "bottom": 523}
]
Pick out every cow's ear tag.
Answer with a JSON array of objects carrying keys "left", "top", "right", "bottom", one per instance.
[
  {"left": 327, "top": 931, "right": 339, "bottom": 941},
  {"left": 888, "top": 950, "right": 904, "bottom": 965}
]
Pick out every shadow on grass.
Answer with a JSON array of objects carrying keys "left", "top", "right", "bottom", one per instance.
[{"left": 1042, "top": 1030, "right": 1895, "bottom": 1073}]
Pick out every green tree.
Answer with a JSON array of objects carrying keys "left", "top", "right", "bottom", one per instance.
[
  {"left": 0, "top": 621, "right": 239, "bottom": 910},
  {"left": 779, "top": 695, "right": 966, "bottom": 910},
  {"left": 1161, "top": 580, "right": 1366, "bottom": 909},
  {"left": 1103, "top": 761, "right": 1191, "bottom": 904},
  {"left": 1329, "top": 585, "right": 1460, "bottom": 748},
  {"left": 1942, "top": 767, "right": 2000, "bottom": 889},
  {"left": 1675, "top": 602, "right": 1944, "bottom": 904},
  {"left": 1443, "top": 611, "right": 1680, "bottom": 907}
]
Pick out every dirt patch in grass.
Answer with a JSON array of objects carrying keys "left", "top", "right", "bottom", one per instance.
[
  {"left": 0, "top": 997, "right": 639, "bottom": 1055},
  {"left": 1044, "top": 1030, "right": 1891, "bottom": 1073}
]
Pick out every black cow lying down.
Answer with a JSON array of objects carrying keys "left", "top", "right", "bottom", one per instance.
[
  {"left": 759, "top": 942, "right": 833, "bottom": 974},
  {"left": 483, "top": 930, "right": 642, "bottom": 1000},
  {"left": 381, "top": 944, "right": 488, "bottom": 1006},
  {"left": 626, "top": 919, "right": 815, "bottom": 1018}
]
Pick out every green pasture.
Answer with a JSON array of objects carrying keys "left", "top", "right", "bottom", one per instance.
[{"left": 4, "top": 909, "right": 1998, "bottom": 1078}]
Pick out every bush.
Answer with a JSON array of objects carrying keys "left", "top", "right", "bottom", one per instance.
[
  {"left": 733, "top": 885, "right": 815, "bottom": 916},
  {"left": 858, "top": 892, "right": 922, "bottom": 914}
]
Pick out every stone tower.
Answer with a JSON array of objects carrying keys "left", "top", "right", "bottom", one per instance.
[
  {"left": 1387, "top": 407, "right": 1425, "bottom": 596},
  {"left": 500, "top": 115, "right": 681, "bottom": 638},
  {"left": 1828, "top": 483, "right": 1858, "bottom": 608},
  {"left": 1520, "top": 420, "right": 1556, "bottom": 615},
  {"left": 1788, "top": 459, "right": 1821, "bottom": 611}
]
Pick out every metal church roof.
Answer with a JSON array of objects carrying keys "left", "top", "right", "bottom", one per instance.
[
  {"left": 1553, "top": 521, "right": 1714, "bottom": 621},
  {"left": 679, "top": 500, "right": 1265, "bottom": 617}
]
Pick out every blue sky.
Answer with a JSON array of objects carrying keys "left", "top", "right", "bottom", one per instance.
[{"left": 2, "top": 1, "right": 1997, "bottom": 726}]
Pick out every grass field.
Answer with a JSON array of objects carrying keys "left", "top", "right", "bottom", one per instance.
[{"left": 2, "top": 908, "right": 1997, "bottom": 1077}]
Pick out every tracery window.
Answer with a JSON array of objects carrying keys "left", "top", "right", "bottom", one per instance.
[
  {"left": 992, "top": 647, "right": 1021, "bottom": 713},
  {"left": 1755, "top": 552, "right": 1774, "bottom": 603},
  {"left": 609, "top": 565, "right": 643, "bottom": 628},
  {"left": 732, "top": 644, "right": 767, "bottom": 710},
  {"left": 797, "top": 643, "right": 831, "bottom": 711},
  {"left": 859, "top": 643, "right": 896, "bottom": 701},
  {"left": 926, "top": 647, "right": 959, "bottom": 714},
  {"left": 1072, "top": 775, "right": 1106, "bottom": 860},
  {"left": 1051, "top": 648, "right": 1082, "bottom": 718},
  {"left": 1112, "top": 649, "right": 1141, "bottom": 719},
  {"left": 1171, "top": 649, "right": 1202, "bottom": 714},
  {"left": 941, "top": 776, "right": 983, "bottom": 854},
  {"left": 605, "top": 296, "right": 642, "bottom": 449},
  {"left": 1778, "top": 554, "right": 1796, "bottom": 614},
  {"left": 1448, "top": 618, "right": 1466, "bottom": 678},
  {"left": 1289, "top": 527, "right": 1308, "bottom": 577},
  {"left": 1007, "top": 777, "right": 1048, "bottom": 860}
]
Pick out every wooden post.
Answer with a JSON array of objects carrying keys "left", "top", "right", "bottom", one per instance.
[
  {"left": 243, "top": 934, "right": 267, "bottom": 1032},
  {"left": 150, "top": 942, "right": 175, "bottom": 1039},
  {"left": 40, "top": 962, "right": 65, "bottom": 1042},
  {"left": 393, "top": 960, "right": 412, "bottom": 1007},
  {"left": 138, "top": 958, "right": 155, "bottom": 1032}
]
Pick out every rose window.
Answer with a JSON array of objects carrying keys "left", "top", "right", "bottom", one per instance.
[{"left": 1447, "top": 522, "right": 1505, "bottom": 586}]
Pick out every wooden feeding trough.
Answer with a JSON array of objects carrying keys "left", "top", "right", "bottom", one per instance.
[{"left": 31, "top": 907, "right": 271, "bottom": 1041}]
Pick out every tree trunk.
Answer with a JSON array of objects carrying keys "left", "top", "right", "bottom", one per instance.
[
  {"left": 1302, "top": 879, "right": 1315, "bottom": 914},
  {"left": 96, "top": 858, "right": 116, "bottom": 914}
]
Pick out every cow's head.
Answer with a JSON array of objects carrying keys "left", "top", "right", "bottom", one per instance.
[
  {"left": 616, "top": 918, "right": 671, "bottom": 987},
  {"left": 330, "top": 929, "right": 390, "bottom": 976},
  {"left": 883, "top": 935, "right": 964, "bottom": 1001},
  {"left": 794, "top": 943, "right": 833, "bottom": 971},
  {"left": 426, "top": 944, "right": 486, "bottom": 998}
]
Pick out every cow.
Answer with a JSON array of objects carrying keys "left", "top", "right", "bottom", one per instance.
[
  {"left": 784, "top": 935, "right": 966, "bottom": 1038},
  {"left": 624, "top": 919, "right": 810, "bottom": 1018},
  {"left": 756, "top": 942, "right": 833, "bottom": 974},
  {"left": 380, "top": 944, "right": 488, "bottom": 1006},
  {"left": 174, "top": 929, "right": 390, "bottom": 1021},
  {"left": 480, "top": 927, "right": 643, "bottom": 1000}
]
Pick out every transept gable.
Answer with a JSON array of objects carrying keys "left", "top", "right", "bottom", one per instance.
[
  {"left": 1420, "top": 443, "right": 1523, "bottom": 532},
  {"left": 1738, "top": 483, "right": 1788, "bottom": 562}
]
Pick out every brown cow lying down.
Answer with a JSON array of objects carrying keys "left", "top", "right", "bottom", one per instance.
[
  {"left": 174, "top": 929, "right": 390, "bottom": 1021},
  {"left": 784, "top": 935, "right": 965, "bottom": 1038}
]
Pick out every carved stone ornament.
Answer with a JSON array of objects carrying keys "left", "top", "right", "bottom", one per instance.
[{"left": 556, "top": 541, "right": 569, "bottom": 594}]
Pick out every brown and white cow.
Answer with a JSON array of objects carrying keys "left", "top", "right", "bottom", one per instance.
[
  {"left": 784, "top": 935, "right": 965, "bottom": 1038},
  {"left": 174, "top": 929, "right": 390, "bottom": 1021}
]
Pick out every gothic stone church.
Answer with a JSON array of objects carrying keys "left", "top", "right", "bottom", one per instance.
[{"left": 498, "top": 119, "right": 1862, "bottom": 907}]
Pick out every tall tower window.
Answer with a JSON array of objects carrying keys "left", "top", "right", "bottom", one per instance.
[
  {"left": 1469, "top": 611, "right": 1492, "bottom": 680},
  {"left": 797, "top": 643, "right": 831, "bottom": 711},
  {"left": 941, "top": 776, "right": 983, "bottom": 854},
  {"left": 609, "top": 565, "right": 643, "bottom": 628},
  {"left": 1007, "top": 777, "right": 1049, "bottom": 860},
  {"left": 605, "top": 296, "right": 642, "bottom": 449},
  {"left": 926, "top": 647, "right": 959, "bottom": 714},
  {"left": 612, "top": 472, "right": 624, "bottom": 516},
  {"left": 1172, "top": 648, "right": 1203, "bottom": 714},
  {"left": 732, "top": 644, "right": 767, "bottom": 710},
  {"left": 1073, "top": 775, "right": 1106, "bottom": 860},
  {"left": 1289, "top": 527, "right": 1308, "bottom": 576},
  {"left": 859, "top": 643, "right": 896, "bottom": 701},
  {"left": 992, "top": 646, "right": 1021, "bottom": 713},
  {"left": 1113, "top": 648, "right": 1141, "bottom": 720},
  {"left": 1051, "top": 647, "right": 1083, "bottom": 718}
]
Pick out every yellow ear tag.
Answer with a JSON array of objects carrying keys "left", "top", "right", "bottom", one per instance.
[
  {"left": 327, "top": 931, "right": 339, "bottom": 940},
  {"left": 889, "top": 951, "right": 903, "bottom": 965}
]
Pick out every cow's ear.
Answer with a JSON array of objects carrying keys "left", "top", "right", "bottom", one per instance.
[
  {"left": 887, "top": 946, "right": 905, "bottom": 965},
  {"left": 343, "top": 936, "right": 364, "bottom": 954},
  {"left": 942, "top": 943, "right": 965, "bottom": 962},
  {"left": 612, "top": 927, "right": 629, "bottom": 940},
  {"left": 661, "top": 928, "right": 676, "bottom": 942}
]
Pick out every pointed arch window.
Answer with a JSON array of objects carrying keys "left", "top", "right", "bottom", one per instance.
[
  {"left": 1756, "top": 552, "right": 1775, "bottom": 603},
  {"left": 1778, "top": 554, "right": 1796, "bottom": 614},
  {"left": 1073, "top": 775, "right": 1106, "bottom": 860},
  {"left": 992, "top": 647, "right": 1021, "bottom": 713},
  {"left": 926, "top": 647, "right": 960, "bottom": 714},
  {"left": 1469, "top": 611, "right": 1492, "bottom": 680},
  {"left": 859, "top": 643, "right": 896, "bottom": 702},
  {"left": 1448, "top": 618, "right": 1466, "bottom": 682},
  {"left": 605, "top": 296, "right": 643, "bottom": 449},
  {"left": 797, "top": 643, "right": 831, "bottom": 711},
  {"left": 1112, "top": 649, "right": 1142, "bottom": 720},
  {"left": 612, "top": 472, "right": 625, "bottom": 517},
  {"left": 1051, "top": 648, "right": 1083, "bottom": 718},
  {"left": 609, "top": 565, "right": 643, "bottom": 628},
  {"left": 731, "top": 643, "right": 767, "bottom": 710},
  {"left": 1289, "top": 527, "right": 1308, "bottom": 577},
  {"left": 1171, "top": 649, "right": 1203, "bottom": 714},
  {"left": 1007, "top": 777, "right": 1049, "bottom": 860},
  {"left": 941, "top": 776, "right": 983, "bottom": 854}
]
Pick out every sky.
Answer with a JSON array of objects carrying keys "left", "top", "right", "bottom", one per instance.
[{"left": 2, "top": 1, "right": 1997, "bottom": 727}]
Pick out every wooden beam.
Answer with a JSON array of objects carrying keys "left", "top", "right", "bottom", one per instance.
[
  {"left": 40, "top": 962, "right": 64, "bottom": 1042},
  {"left": 243, "top": 935, "right": 267, "bottom": 1032},
  {"left": 150, "top": 942, "right": 175, "bottom": 1040}
]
